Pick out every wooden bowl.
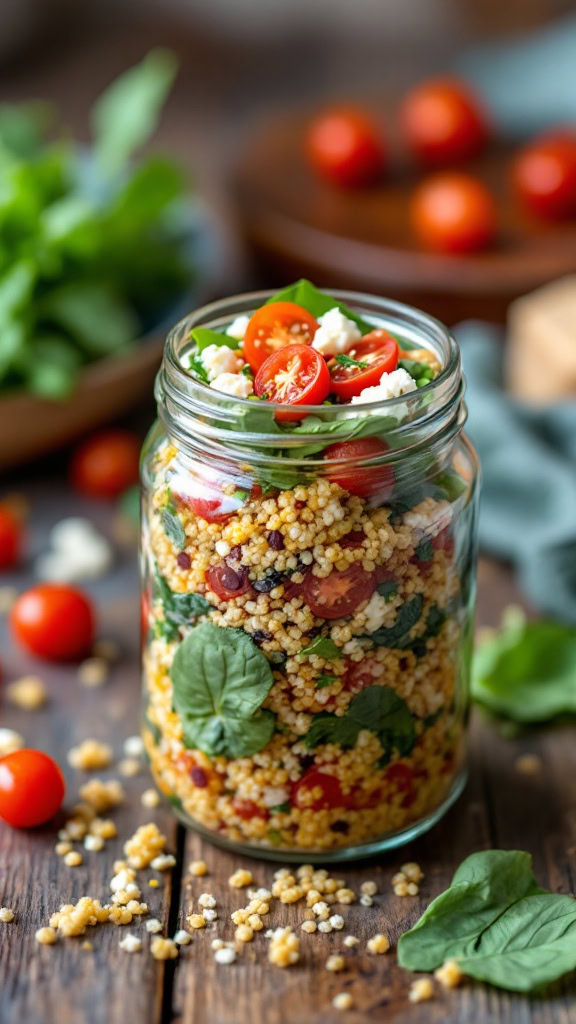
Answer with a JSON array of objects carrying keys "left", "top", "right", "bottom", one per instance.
[{"left": 233, "top": 110, "right": 576, "bottom": 325}]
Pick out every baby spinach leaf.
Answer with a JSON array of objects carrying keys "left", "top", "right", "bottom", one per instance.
[
  {"left": 398, "top": 849, "right": 576, "bottom": 992},
  {"left": 170, "top": 622, "right": 276, "bottom": 758},
  {"left": 376, "top": 580, "right": 397, "bottom": 601},
  {"left": 267, "top": 279, "right": 373, "bottom": 334},
  {"left": 367, "top": 594, "right": 424, "bottom": 648},
  {"left": 154, "top": 570, "right": 211, "bottom": 641},
  {"left": 305, "top": 685, "right": 415, "bottom": 759},
  {"left": 189, "top": 326, "right": 239, "bottom": 353},
  {"left": 160, "top": 508, "right": 186, "bottom": 550},
  {"left": 300, "top": 636, "right": 342, "bottom": 659},
  {"left": 270, "top": 801, "right": 291, "bottom": 814},
  {"left": 304, "top": 712, "right": 361, "bottom": 749},
  {"left": 472, "top": 616, "right": 576, "bottom": 722},
  {"left": 414, "top": 538, "right": 434, "bottom": 563}
]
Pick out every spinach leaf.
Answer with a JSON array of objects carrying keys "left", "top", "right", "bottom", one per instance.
[
  {"left": 398, "top": 850, "right": 576, "bottom": 992},
  {"left": 305, "top": 685, "right": 415, "bottom": 759},
  {"left": 189, "top": 326, "right": 239, "bottom": 353},
  {"left": 170, "top": 622, "right": 276, "bottom": 758},
  {"left": 316, "top": 674, "right": 338, "bottom": 689},
  {"left": 472, "top": 615, "right": 576, "bottom": 722},
  {"left": 377, "top": 580, "right": 397, "bottom": 601},
  {"left": 299, "top": 636, "right": 342, "bottom": 659},
  {"left": 154, "top": 570, "right": 211, "bottom": 641},
  {"left": 270, "top": 801, "right": 291, "bottom": 813},
  {"left": 160, "top": 508, "right": 186, "bottom": 550},
  {"left": 367, "top": 594, "right": 424, "bottom": 648},
  {"left": 414, "top": 538, "right": 434, "bottom": 563},
  {"left": 267, "top": 279, "right": 373, "bottom": 334}
]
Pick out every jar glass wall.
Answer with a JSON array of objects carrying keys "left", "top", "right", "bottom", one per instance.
[{"left": 141, "top": 290, "right": 480, "bottom": 862}]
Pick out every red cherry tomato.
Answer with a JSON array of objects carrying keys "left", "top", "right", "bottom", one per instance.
[
  {"left": 306, "top": 106, "right": 387, "bottom": 188},
  {"left": 11, "top": 584, "right": 94, "bottom": 661},
  {"left": 243, "top": 302, "right": 318, "bottom": 373},
  {"left": 325, "top": 437, "right": 395, "bottom": 500},
  {"left": 301, "top": 563, "right": 375, "bottom": 620},
  {"left": 71, "top": 430, "right": 141, "bottom": 499},
  {"left": 0, "top": 504, "right": 23, "bottom": 570},
  {"left": 255, "top": 344, "right": 330, "bottom": 421},
  {"left": 328, "top": 330, "right": 399, "bottom": 401},
  {"left": 411, "top": 173, "right": 497, "bottom": 254},
  {"left": 292, "top": 768, "right": 347, "bottom": 810},
  {"left": 400, "top": 77, "right": 488, "bottom": 166},
  {"left": 0, "top": 749, "right": 65, "bottom": 827},
  {"left": 512, "top": 131, "right": 576, "bottom": 220},
  {"left": 233, "top": 798, "right": 269, "bottom": 820},
  {"left": 205, "top": 565, "right": 252, "bottom": 601},
  {"left": 386, "top": 763, "right": 416, "bottom": 808},
  {"left": 433, "top": 526, "right": 455, "bottom": 557}
]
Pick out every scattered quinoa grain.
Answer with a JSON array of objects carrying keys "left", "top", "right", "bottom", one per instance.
[
  {"left": 434, "top": 960, "right": 464, "bottom": 989},
  {"left": 89, "top": 818, "right": 117, "bottom": 839},
  {"left": 79, "top": 778, "right": 125, "bottom": 812},
  {"left": 228, "top": 869, "right": 253, "bottom": 889},
  {"left": 0, "top": 728, "right": 25, "bottom": 757},
  {"left": 35, "top": 927, "right": 57, "bottom": 945},
  {"left": 367, "top": 934, "right": 390, "bottom": 954},
  {"left": 6, "top": 676, "right": 47, "bottom": 710},
  {"left": 269, "top": 927, "right": 300, "bottom": 967},
  {"left": 189, "top": 860, "right": 207, "bottom": 876},
  {"left": 81, "top": 941, "right": 93, "bottom": 951},
  {"left": 343, "top": 935, "right": 359, "bottom": 948},
  {"left": 151, "top": 854, "right": 176, "bottom": 871},
  {"left": 360, "top": 881, "right": 378, "bottom": 896},
  {"left": 235, "top": 924, "right": 254, "bottom": 943},
  {"left": 188, "top": 914, "right": 206, "bottom": 930},
  {"left": 84, "top": 834, "right": 105, "bottom": 852},
  {"left": 151, "top": 937, "right": 178, "bottom": 960},
  {"left": 0, "top": 908, "right": 15, "bottom": 923},
  {"left": 55, "top": 841, "right": 72, "bottom": 856},
  {"left": 409, "top": 978, "right": 434, "bottom": 1003},
  {"left": 141, "top": 789, "right": 160, "bottom": 808},
  {"left": 123, "top": 735, "right": 144, "bottom": 758},
  {"left": 68, "top": 739, "right": 112, "bottom": 771},
  {"left": 336, "top": 888, "right": 356, "bottom": 904},
  {"left": 124, "top": 822, "right": 166, "bottom": 868},
  {"left": 64, "top": 851, "right": 83, "bottom": 868},
  {"left": 92, "top": 639, "right": 121, "bottom": 663},
  {"left": 332, "top": 993, "right": 353, "bottom": 1011},
  {"left": 149, "top": 879, "right": 160, "bottom": 888},
  {"left": 301, "top": 920, "right": 317, "bottom": 933},
  {"left": 515, "top": 754, "right": 542, "bottom": 776},
  {"left": 326, "top": 954, "right": 346, "bottom": 972},
  {"left": 401, "top": 862, "right": 424, "bottom": 883}
]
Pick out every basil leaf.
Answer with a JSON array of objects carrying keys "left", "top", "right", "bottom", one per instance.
[
  {"left": 170, "top": 622, "right": 276, "bottom": 758},
  {"left": 154, "top": 570, "right": 211, "bottom": 641},
  {"left": 266, "top": 279, "right": 372, "bottom": 334},
  {"left": 335, "top": 353, "right": 368, "bottom": 369},
  {"left": 472, "top": 617, "right": 576, "bottom": 722},
  {"left": 367, "top": 594, "right": 424, "bottom": 648},
  {"left": 304, "top": 711, "right": 360, "bottom": 749},
  {"left": 190, "top": 326, "right": 239, "bottom": 353},
  {"left": 160, "top": 508, "right": 185, "bottom": 550},
  {"left": 316, "top": 674, "right": 338, "bottom": 689},
  {"left": 300, "top": 636, "right": 342, "bottom": 659},
  {"left": 305, "top": 684, "right": 415, "bottom": 759},
  {"left": 398, "top": 850, "right": 576, "bottom": 992},
  {"left": 377, "top": 580, "right": 397, "bottom": 601}
]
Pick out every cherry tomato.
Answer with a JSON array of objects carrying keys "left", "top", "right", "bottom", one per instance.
[
  {"left": 205, "top": 565, "right": 252, "bottom": 601},
  {"left": 325, "top": 437, "right": 395, "bottom": 500},
  {"left": 243, "top": 302, "right": 318, "bottom": 373},
  {"left": 11, "top": 583, "right": 94, "bottom": 661},
  {"left": 512, "top": 131, "right": 576, "bottom": 220},
  {"left": 306, "top": 106, "right": 387, "bottom": 188},
  {"left": 255, "top": 344, "right": 330, "bottom": 421},
  {"left": 292, "top": 768, "right": 347, "bottom": 810},
  {"left": 0, "top": 504, "right": 23, "bottom": 570},
  {"left": 301, "top": 563, "right": 375, "bottom": 620},
  {"left": 411, "top": 172, "right": 497, "bottom": 253},
  {"left": 386, "top": 763, "right": 416, "bottom": 808},
  {"left": 0, "top": 749, "right": 65, "bottom": 827},
  {"left": 328, "top": 330, "right": 399, "bottom": 401},
  {"left": 342, "top": 656, "right": 382, "bottom": 694},
  {"left": 233, "top": 798, "right": 269, "bottom": 821},
  {"left": 71, "top": 430, "right": 141, "bottom": 499},
  {"left": 433, "top": 526, "right": 455, "bottom": 557},
  {"left": 400, "top": 77, "right": 488, "bottom": 166}
]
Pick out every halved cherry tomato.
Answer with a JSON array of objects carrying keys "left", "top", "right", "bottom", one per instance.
[
  {"left": 205, "top": 565, "right": 252, "bottom": 601},
  {"left": 306, "top": 106, "right": 387, "bottom": 188},
  {"left": 512, "top": 131, "right": 576, "bottom": 219},
  {"left": 328, "top": 330, "right": 399, "bottom": 401},
  {"left": 255, "top": 344, "right": 330, "bottom": 421},
  {"left": 386, "top": 763, "right": 416, "bottom": 808},
  {"left": 0, "top": 749, "right": 66, "bottom": 827},
  {"left": 410, "top": 172, "right": 497, "bottom": 253},
  {"left": 184, "top": 495, "right": 231, "bottom": 524},
  {"left": 233, "top": 798, "right": 269, "bottom": 821},
  {"left": 400, "top": 77, "right": 488, "bottom": 166},
  {"left": 71, "top": 430, "right": 141, "bottom": 499},
  {"left": 325, "top": 437, "right": 395, "bottom": 500},
  {"left": 301, "top": 563, "right": 375, "bottom": 620},
  {"left": 11, "top": 583, "right": 94, "bottom": 661},
  {"left": 342, "top": 656, "right": 382, "bottom": 694},
  {"left": 0, "top": 504, "right": 23, "bottom": 570},
  {"left": 243, "top": 303, "right": 318, "bottom": 373},
  {"left": 292, "top": 768, "right": 347, "bottom": 810}
]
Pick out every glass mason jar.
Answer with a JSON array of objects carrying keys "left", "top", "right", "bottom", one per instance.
[{"left": 141, "top": 289, "right": 480, "bottom": 862}]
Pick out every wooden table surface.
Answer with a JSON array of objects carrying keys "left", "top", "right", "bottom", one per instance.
[{"left": 0, "top": 479, "right": 575, "bottom": 1024}]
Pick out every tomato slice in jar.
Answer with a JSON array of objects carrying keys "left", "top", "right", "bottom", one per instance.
[
  {"left": 292, "top": 768, "right": 347, "bottom": 811},
  {"left": 301, "top": 563, "right": 375, "bottom": 620},
  {"left": 243, "top": 302, "right": 319, "bottom": 372},
  {"left": 386, "top": 763, "right": 416, "bottom": 808},
  {"left": 205, "top": 565, "right": 252, "bottom": 601},
  {"left": 325, "top": 437, "right": 395, "bottom": 501},
  {"left": 233, "top": 798, "right": 269, "bottom": 820},
  {"left": 254, "top": 344, "right": 330, "bottom": 420},
  {"left": 328, "top": 330, "right": 399, "bottom": 400}
]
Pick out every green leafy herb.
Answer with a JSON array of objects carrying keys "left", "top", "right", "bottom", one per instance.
[
  {"left": 398, "top": 849, "right": 576, "bottom": 992},
  {"left": 267, "top": 279, "right": 373, "bottom": 334},
  {"left": 472, "top": 612, "right": 576, "bottom": 722},
  {"left": 154, "top": 570, "right": 211, "bottom": 641},
  {"left": 335, "top": 353, "right": 368, "bottom": 369},
  {"left": 241, "top": 365, "right": 253, "bottom": 378},
  {"left": 414, "top": 538, "right": 434, "bottom": 563},
  {"left": 170, "top": 622, "right": 276, "bottom": 758},
  {"left": 267, "top": 830, "right": 284, "bottom": 846},
  {"left": 270, "top": 801, "right": 291, "bottom": 814},
  {"left": 305, "top": 685, "right": 415, "bottom": 759},
  {"left": 160, "top": 508, "right": 186, "bottom": 550},
  {"left": 398, "top": 358, "right": 435, "bottom": 386},
  {"left": 300, "top": 636, "right": 342, "bottom": 660},
  {"left": 315, "top": 674, "right": 338, "bottom": 689},
  {"left": 189, "top": 326, "right": 239, "bottom": 353},
  {"left": 233, "top": 488, "right": 250, "bottom": 502},
  {"left": 376, "top": 580, "right": 398, "bottom": 601},
  {"left": 187, "top": 352, "right": 209, "bottom": 384},
  {"left": 367, "top": 595, "right": 424, "bottom": 649}
]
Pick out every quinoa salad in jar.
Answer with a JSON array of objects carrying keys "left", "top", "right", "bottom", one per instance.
[{"left": 141, "top": 281, "right": 480, "bottom": 860}]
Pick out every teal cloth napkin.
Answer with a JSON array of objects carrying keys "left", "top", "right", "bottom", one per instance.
[{"left": 455, "top": 322, "right": 576, "bottom": 624}]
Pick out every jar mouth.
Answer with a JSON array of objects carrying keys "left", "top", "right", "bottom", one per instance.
[{"left": 157, "top": 288, "right": 465, "bottom": 465}]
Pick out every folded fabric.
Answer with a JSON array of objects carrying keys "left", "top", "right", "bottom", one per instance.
[{"left": 455, "top": 321, "right": 576, "bottom": 624}]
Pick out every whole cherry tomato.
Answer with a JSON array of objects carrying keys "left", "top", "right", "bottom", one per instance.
[
  {"left": 306, "top": 106, "right": 387, "bottom": 188},
  {"left": 71, "top": 430, "right": 141, "bottom": 499},
  {"left": 328, "top": 330, "right": 399, "bottom": 401},
  {"left": 292, "top": 768, "right": 347, "bottom": 810},
  {"left": 512, "top": 131, "right": 576, "bottom": 219},
  {"left": 0, "top": 504, "right": 23, "bottom": 570},
  {"left": 400, "top": 77, "right": 488, "bottom": 166},
  {"left": 0, "top": 749, "right": 65, "bottom": 827},
  {"left": 255, "top": 344, "right": 330, "bottom": 421},
  {"left": 325, "top": 437, "right": 395, "bottom": 500},
  {"left": 301, "top": 563, "right": 375, "bottom": 620},
  {"left": 11, "top": 583, "right": 94, "bottom": 661},
  {"left": 243, "top": 302, "right": 318, "bottom": 373},
  {"left": 410, "top": 173, "right": 497, "bottom": 253}
]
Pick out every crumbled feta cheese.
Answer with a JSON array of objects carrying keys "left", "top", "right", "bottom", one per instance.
[
  {"left": 262, "top": 787, "right": 289, "bottom": 808},
  {"left": 226, "top": 315, "right": 250, "bottom": 341},
  {"left": 146, "top": 918, "right": 163, "bottom": 933},
  {"left": 0, "top": 728, "right": 24, "bottom": 757},
  {"left": 123, "top": 735, "right": 144, "bottom": 758},
  {"left": 210, "top": 372, "right": 254, "bottom": 398},
  {"left": 214, "top": 946, "right": 236, "bottom": 964},
  {"left": 312, "top": 307, "right": 361, "bottom": 356},
  {"left": 174, "top": 929, "right": 192, "bottom": 945},
  {"left": 119, "top": 933, "right": 142, "bottom": 953},
  {"left": 350, "top": 367, "right": 417, "bottom": 405},
  {"left": 200, "top": 344, "right": 242, "bottom": 381},
  {"left": 36, "top": 517, "right": 113, "bottom": 582},
  {"left": 362, "top": 592, "right": 393, "bottom": 634},
  {"left": 151, "top": 854, "right": 176, "bottom": 871}
]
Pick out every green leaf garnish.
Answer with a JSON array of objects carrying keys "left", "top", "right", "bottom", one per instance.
[
  {"left": 187, "top": 352, "right": 210, "bottom": 384},
  {"left": 154, "top": 570, "right": 211, "bottom": 642},
  {"left": 305, "top": 685, "right": 415, "bottom": 759},
  {"left": 367, "top": 594, "right": 424, "bottom": 648},
  {"left": 160, "top": 508, "right": 186, "bottom": 550},
  {"left": 335, "top": 353, "right": 369, "bottom": 369},
  {"left": 299, "top": 636, "right": 342, "bottom": 660},
  {"left": 315, "top": 674, "right": 338, "bottom": 689},
  {"left": 414, "top": 538, "right": 434, "bottom": 563},
  {"left": 270, "top": 801, "right": 291, "bottom": 814},
  {"left": 267, "top": 279, "right": 373, "bottom": 334},
  {"left": 376, "top": 580, "right": 397, "bottom": 601},
  {"left": 189, "top": 326, "right": 239, "bottom": 353}
]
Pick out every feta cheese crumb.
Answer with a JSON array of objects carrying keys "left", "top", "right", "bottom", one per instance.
[
  {"left": 409, "top": 978, "right": 435, "bottom": 1003},
  {"left": 226, "top": 315, "right": 250, "bottom": 340},
  {"left": 119, "top": 933, "right": 142, "bottom": 953},
  {"left": 174, "top": 929, "right": 192, "bottom": 945},
  {"left": 0, "top": 728, "right": 24, "bottom": 757},
  {"left": 329, "top": 914, "right": 345, "bottom": 930},
  {"left": 332, "top": 993, "right": 353, "bottom": 1011},
  {"left": 6, "top": 675, "right": 47, "bottom": 710},
  {"left": 198, "top": 893, "right": 217, "bottom": 909},
  {"left": 210, "top": 372, "right": 254, "bottom": 398},
  {"left": 343, "top": 935, "right": 359, "bottom": 948},
  {"left": 312, "top": 307, "right": 361, "bottom": 357},
  {"left": 326, "top": 954, "right": 345, "bottom": 972},
  {"left": 150, "top": 854, "right": 176, "bottom": 871},
  {"left": 141, "top": 788, "right": 160, "bottom": 808},
  {"left": 350, "top": 367, "right": 417, "bottom": 405},
  {"left": 214, "top": 946, "right": 236, "bottom": 965},
  {"left": 146, "top": 919, "right": 163, "bottom": 933},
  {"left": 84, "top": 834, "right": 104, "bottom": 852},
  {"left": 200, "top": 344, "right": 243, "bottom": 381},
  {"left": 0, "top": 908, "right": 15, "bottom": 923},
  {"left": 123, "top": 735, "right": 144, "bottom": 758},
  {"left": 78, "top": 657, "right": 109, "bottom": 688}
]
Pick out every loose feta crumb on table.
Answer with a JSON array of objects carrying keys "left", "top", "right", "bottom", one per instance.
[
  {"left": 360, "top": 881, "right": 378, "bottom": 896},
  {"left": 35, "top": 927, "right": 57, "bottom": 945},
  {"left": 202, "top": 908, "right": 218, "bottom": 923},
  {"left": 409, "top": 978, "right": 435, "bottom": 1003},
  {"left": 0, "top": 908, "right": 15, "bottom": 923},
  {"left": 329, "top": 914, "right": 345, "bottom": 930},
  {"left": 268, "top": 927, "right": 300, "bottom": 967},
  {"left": 312, "top": 307, "right": 361, "bottom": 357},
  {"left": 78, "top": 658, "right": 109, "bottom": 688},
  {"left": 350, "top": 367, "right": 418, "bottom": 405},
  {"left": 301, "top": 920, "right": 317, "bottom": 933},
  {"left": 36, "top": 517, "right": 113, "bottom": 582},
  {"left": 189, "top": 860, "right": 208, "bottom": 877},
  {"left": 81, "top": 941, "right": 93, "bottom": 951},
  {"left": 174, "top": 929, "right": 192, "bottom": 946},
  {"left": 110, "top": 868, "right": 137, "bottom": 893},
  {"left": 198, "top": 893, "right": 216, "bottom": 909},
  {"left": 401, "top": 862, "right": 424, "bottom": 883},
  {"left": 6, "top": 676, "right": 47, "bottom": 709},
  {"left": 146, "top": 919, "right": 163, "bottom": 934},
  {"left": 124, "top": 822, "right": 166, "bottom": 868},
  {"left": 367, "top": 934, "right": 390, "bottom": 954},
  {"left": 214, "top": 946, "right": 236, "bottom": 965},
  {"left": 226, "top": 315, "right": 250, "bottom": 340},
  {"left": 119, "top": 934, "right": 142, "bottom": 953},
  {"left": 332, "top": 993, "right": 354, "bottom": 1011},
  {"left": 118, "top": 757, "right": 141, "bottom": 777},
  {"left": 211, "top": 938, "right": 225, "bottom": 951},
  {"left": 68, "top": 739, "right": 113, "bottom": 771},
  {"left": 318, "top": 920, "right": 332, "bottom": 934},
  {"left": 0, "top": 728, "right": 25, "bottom": 757},
  {"left": 64, "top": 851, "right": 83, "bottom": 868},
  {"left": 84, "top": 834, "right": 104, "bottom": 852},
  {"left": 343, "top": 935, "right": 359, "bottom": 948},
  {"left": 312, "top": 901, "right": 329, "bottom": 916},
  {"left": 210, "top": 372, "right": 254, "bottom": 398},
  {"left": 434, "top": 960, "right": 464, "bottom": 988},
  {"left": 326, "top": 954, "right": 346, "bottom": 972},
  {"left": 228, "top": 869, "right": 253, "bottom": 889},
  {"left": 151, "top": 854, "right": 176, "bottom": 872},
  {"left": 151, "top": 937, "right": 178, "bottom": 961},
  {"left": 123, "top": 735, "right": 144, "bottom": 758},
  {"left": 360, "top": 894, "right": 373, "bottom": 907},
  {"left": 141, "top": 788, "right": 160, "bottom": 808}
]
